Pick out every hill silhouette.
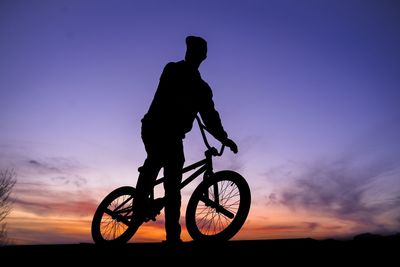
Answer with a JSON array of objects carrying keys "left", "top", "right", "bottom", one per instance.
[{"left": 1, "top": 234, "right": 398, "bottom": 265}]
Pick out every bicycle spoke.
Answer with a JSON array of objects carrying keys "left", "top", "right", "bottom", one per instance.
[
  {"left": 196, "top": 203, "right": 229, "bottom": 235},
  {"left": 100, "top": 195, "right": 132, "bottom": 240},
  {"left": 204, "top": 197, "right": 234, "bottom": 218},
  {"left": 186, "top": 171, "right": 251, "bottom": 241},
  {"left": 193, "top": 178, "right": 243, "bottom": 236},
  {"left": 198, "top": 183, "right": 237, "bottom": 219},
  {"left": 91, "top": 186, "right": 140, "bottom": 244}
]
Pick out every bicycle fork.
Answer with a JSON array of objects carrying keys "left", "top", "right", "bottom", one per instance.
[
  {"left": 202, "top": 185, "right": 235, "bottom": 219},
  {"left": 202, "top": 169, "right": 235, "bottom": 219}
]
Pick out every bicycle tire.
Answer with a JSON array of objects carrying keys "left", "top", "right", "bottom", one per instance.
[
  {"left": 91, "top": 186, "right": 140, "bottom": 244},
  {"left": 185, "top": 170, "right": 251, "bottom": 241}
]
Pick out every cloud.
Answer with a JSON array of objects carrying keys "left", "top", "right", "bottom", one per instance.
[
  {"left": 247, "top": 221, "right": 331, "bottom": 239},
  {"left": 7, "top": 216, "right": 93, "bottom": 245},
  {"left": 12, "top": 182, "right": 97, "bottom": 217},
  {"left": 265, "top": 116, "right": 400, "bottom": 235},
  {"left": 255, "top": 223, "right": 318, "bottom": 232},
  {"left": 276, "top": 158, "right": 400, "bottom": 233},
  {"left": 21, "top": 157, "right": 88, "bottom": 188},
  {"left": 26, "top": 157, "right": 83, "bottom": 173},
  {"left": 228, "top": 135, "right": 264, "bottom": 171},
  {"left": 1, "top": 149, "right": 93, "bottom": 217},
  {"left": 51, "top": 175, "right": 87, "bottom": 187},
  {"left": 28, "top": 159, "right": 62, "bottom": 173}
]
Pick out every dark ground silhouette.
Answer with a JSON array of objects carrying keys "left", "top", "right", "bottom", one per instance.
[{"left": 1, "top": 234, "right": 398, "bottom": 265}]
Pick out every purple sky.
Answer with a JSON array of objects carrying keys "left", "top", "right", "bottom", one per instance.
[{"left": 1, "top": 0, "right": 399, "bottom": 244}]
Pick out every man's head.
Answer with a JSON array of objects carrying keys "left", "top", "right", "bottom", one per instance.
[{"left": 185, "top": 36, "right": 207, "bottom": 67}]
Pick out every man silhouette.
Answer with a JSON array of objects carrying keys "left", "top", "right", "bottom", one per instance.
[{"left": 135, "top": 35, "right": 238, "bottom": 244}]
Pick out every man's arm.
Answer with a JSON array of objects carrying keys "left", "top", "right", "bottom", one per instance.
[{"left": 199, "top": 82, "right": 238, "bottom": 153}]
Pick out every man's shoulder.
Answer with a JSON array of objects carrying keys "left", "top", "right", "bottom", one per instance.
[
  {"left": 160, "top": 61, "right": 183, "bottom": 75},
  {"left": 164, "top": 60, "right": 184, "bottom": 69}
]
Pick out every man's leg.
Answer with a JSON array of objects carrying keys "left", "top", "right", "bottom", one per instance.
[
  {"left": 163, "top": 140, "right": 184, "bottom": 242},
  {"left": 134, "top": 138, "right": 162, "bottom": 217},
  {"left": 135, "top": 157, "right": 162, "bottom": 203}
]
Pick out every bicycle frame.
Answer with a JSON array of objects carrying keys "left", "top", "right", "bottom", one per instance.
[
  {"left": 150, "top": 115, "right": 224, "bottom": 190},
  {"left": 154, "top": 147, "right": 212, "bottom": 191},
  {"left": 147, "top": 116, "right": 234, "bottom": 219}
]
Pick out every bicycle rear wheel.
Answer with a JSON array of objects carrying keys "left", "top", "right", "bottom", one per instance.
[
  {"left": 185, "top": 170, "right": 251, "bottom": 241},
  {"left": 91, "top": 186, "right": 141, "bottom": 244}
]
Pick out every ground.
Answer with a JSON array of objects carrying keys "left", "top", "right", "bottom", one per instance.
[{"left": 1, "top": 235, "right": 398, "bottom": 265}]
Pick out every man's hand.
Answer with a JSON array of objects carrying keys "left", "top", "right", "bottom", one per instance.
[{"left": 224, "top": 138, "right": 238, "bottom": 154}]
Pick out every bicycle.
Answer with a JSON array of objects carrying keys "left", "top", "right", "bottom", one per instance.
[{"left": 91, "top": 116, "right": 251, "bottom": 244}]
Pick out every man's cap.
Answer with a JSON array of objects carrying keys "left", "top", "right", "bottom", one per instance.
[{"left": 185, "top": 36, "right": 207, "bottom": 51}]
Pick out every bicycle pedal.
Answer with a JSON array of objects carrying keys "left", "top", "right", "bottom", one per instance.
[{"left": 144, "top": 215, "right": 156, "bottom": 222}]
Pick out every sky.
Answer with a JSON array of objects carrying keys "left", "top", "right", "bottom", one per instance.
[{"left": 1, "top": 0, "right": 399, "bottom": 245}]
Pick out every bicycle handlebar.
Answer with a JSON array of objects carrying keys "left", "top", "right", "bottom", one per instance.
[{"left": 195, "top": 115, "right": 225, "bottom": 156}]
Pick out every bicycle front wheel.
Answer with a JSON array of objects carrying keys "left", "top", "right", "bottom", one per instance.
[
  {"left": 185, "top": 170, "right": 251, "bottom": 241},
  {"left": 91, "top": 186, "right": 141, "bottom": 244}
]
